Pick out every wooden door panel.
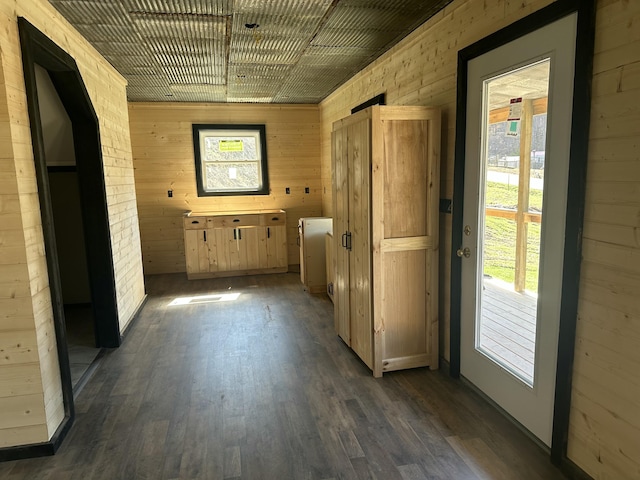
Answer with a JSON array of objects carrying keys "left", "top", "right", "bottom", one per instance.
[
  {"left": 273, "top": 225, "right": 288, "bottom": 268},
  {"left": 205, "top": 228, "right": 219, "bottom": 272},
  {"left": 332, "top": 127, "right": 351, "bottom": 345},
  {"left": 348, "top": 118, "right": 372, "bottom": 367},
  {"left": 257, "top": 226, "right": 269, "bottom": 268},
  {"left": 184, "top": 229, "right": 203, "bottom": 274},
  {"left": 381, "top": 250, "right": 428, "bottom": 359},
  {"left": 239, "top": 227, "right": 260, "bottom": 270},
  {"left": 382, "top": 120, "right": 429, "bottom": 238}
]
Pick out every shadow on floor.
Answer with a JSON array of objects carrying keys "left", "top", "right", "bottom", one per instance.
[{"left": 64, "top": 305, "right": 102, "bottom": 390}]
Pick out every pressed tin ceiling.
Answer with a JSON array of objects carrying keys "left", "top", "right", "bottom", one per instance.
[{"left": 48, "top": 0, "right": 452, "bottom": 103}]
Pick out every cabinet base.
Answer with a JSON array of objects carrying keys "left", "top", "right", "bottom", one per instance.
[
  {"left": 381, "top": 353, "right": 438, "bottom": 375},
  {"left": 187, "top": 267, "right": 288, "bottom": 280},
  {"left": 303, "top": 284, "right": 327, "bottom": 294}
]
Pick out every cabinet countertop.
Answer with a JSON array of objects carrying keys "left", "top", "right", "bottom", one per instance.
[{"left": 184, "top": 209, "right": 285, "bottom": 217}]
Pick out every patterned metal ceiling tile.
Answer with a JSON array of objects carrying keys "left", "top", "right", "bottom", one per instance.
[
  {"left": 323, "top": 6, "right": 418, "bottom": 32},
  {"left": 167, "top": 83, "right": 228, "bottom": 102},
  {"left": 112, "top": 65, "right": 159, "bottom": 76},
  {"left": 63, "top": 22, "right": 141, "bottom": 44},
  {"left": 163, "top": 72, "right": 226, "bottom": 86},
  {"left": 123, "top": 0, "right": 232, "bottom": 15},
  {"left": 52, "top": 0, "right": 132, "bottom": 27},
  {"left": 229, "top": 37, "right": 306, "bottom": 66},
  {"left": 129, "top": 12, "right": 228, "bottom": 39},
  {"left": 279, "top": 65, "right": 352, "bottom": 96},
  {"left": 234, "top": 0, "right": 333, "bottom": 16},
  {"left": 228, "top": 86, "right": 280, "bottom": 100},
  {"left": 229, "top": 64, "right": 290, "bottom": 79},
  {"left": 297, "top": 46, "right": 373, "bottom": 68},
  {"left": 312, "top": 28, "right": 400, "bottom": 51},
  {"left": 125, "top": 74, "right": 169, "bottom": 86},
  {"left": 48, "top": 0, "right": 453, "bottom": 103},
  {"left": 91, "top": 41, "right": 147, "bottom": 57}
]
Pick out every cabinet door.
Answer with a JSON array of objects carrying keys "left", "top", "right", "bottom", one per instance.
[
  {"left": 347, "top": 116, "right": 372, "bottom": 368},
  {"left": 237, "top": 227, "right": 262, "bottom": 270},
  {"left": 298, "top": 221, "right": 306, "bottom": 284},
  {"left": 332, "top": 126, "right": 350, "bottom": 345},
  {"left": 266, "top": 225, "right": 287, "bottom": 268},
  {"left": 211, "top": 228, "right": 235, "bottom": 272},
  {"left": 184, "top": 229, "right": 210, "bottom": 275}
]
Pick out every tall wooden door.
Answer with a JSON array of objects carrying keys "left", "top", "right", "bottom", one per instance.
[
  {"left": 372, "top": 107, "right": 440, "bottom": 376},
  {"left": 347, "top": 116, "right": 372, "bottom": 368},
  {"left": 332, "top": 120, "right": 350, "bottom": 345}
]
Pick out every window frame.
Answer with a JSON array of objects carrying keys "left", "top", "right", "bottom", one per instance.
[{"left": 192, "top": 123, "right": 270, "bottom": 197}]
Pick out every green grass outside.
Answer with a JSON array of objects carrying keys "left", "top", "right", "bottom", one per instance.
[{"left": 483, "top": 180, "right": 543, "bottom": 293}]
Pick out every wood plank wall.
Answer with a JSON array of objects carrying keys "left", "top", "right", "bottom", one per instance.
[
  {"left": 0, "top": 39, "right": 48, "bottom": 447},
  {"left": 568, "top": 1, "right": 640, "bottom": 478},
  {"left": 319, "top": 0, "right": 555, "bottom": 367},
  {"left": 128, "top": 103, "right": 321, "bottom": 274},
  {"left": 0, "top": 0, "right": 146, "bottom": 448},
  {"left": 320, "top": 0, "right": 640, "bottom": 478}
]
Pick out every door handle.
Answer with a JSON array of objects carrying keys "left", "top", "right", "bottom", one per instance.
[
  {"left": 267, "top": 227, "right": 271, "bottom": 239},
  {"left": 456, "top": 247, "right": 471, "bottom": 258},
  {"left": 345, "top": 232, "right": 352, "bottom": 251},
  {"left": 341, "top": 232, "right": 347, "bottom": 248},
  {"left": 203, "top": 231, "right": 207, "bottom": 242}
]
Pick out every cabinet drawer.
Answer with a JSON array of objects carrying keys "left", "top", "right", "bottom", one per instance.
[
  {"left": 262, "top": 213, "right": 286, "bottom": 226},
  {"left": 208, "top": 214, "right": 261, "bottom": 228},
  {"left": 184, "top": 217, "right": 207, "bottom": 229}
]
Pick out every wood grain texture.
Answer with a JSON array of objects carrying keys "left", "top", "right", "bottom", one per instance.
[
  {"left": 320, "top": 1, "right": 640, "bottom": 477},
  {"left": 326, "top": 232, "right": 335, "bottom": 302},
  {"left": 333, "top": 107, "right": 439, "bottom": 378},
  {"left": 566, "top": 1, "right": 640, "bottom": 478},
  {"left": 332, "top": 123, "right": 351, "bottom": 345},
  {"left": 183, "top": 211, "right": 287, "bottom": 279},
  {"left": 128, "top": 103, "right": 322, "bottom": 274},
  {"left": 0, "top": 273, "right": 568, "bottom": 480},
  {"left": 318, "top": 0, "right": 556, "bottom": 364},
  {"left": 0, "top": 0, "right": 145, "bottom": 447}
]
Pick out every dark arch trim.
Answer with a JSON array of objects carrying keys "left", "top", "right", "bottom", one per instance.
[{"left": 0, "top": 18, "right": 121, "bottom": 461}]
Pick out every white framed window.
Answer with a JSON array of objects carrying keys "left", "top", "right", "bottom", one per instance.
[{"left": 192, "top": 124, "right": 269, "bottom": 196}]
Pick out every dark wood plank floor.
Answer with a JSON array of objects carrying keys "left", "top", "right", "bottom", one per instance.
[{"left": 0, "top": 273, "right": 567, "bottom": 480}]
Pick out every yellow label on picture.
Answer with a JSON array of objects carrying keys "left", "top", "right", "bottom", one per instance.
[{"left": 219, "top": 140, "right": 244, "bottom": 152}]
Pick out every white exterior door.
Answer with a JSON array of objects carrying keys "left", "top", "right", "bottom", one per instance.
[{"left": 459, "top": 13, "right": 578, "bottom": 446}]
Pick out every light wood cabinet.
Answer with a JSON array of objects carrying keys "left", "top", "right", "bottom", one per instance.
[
  {"left": 332, "top": 105, "right": 441, "bottom": 377},
  {"left": 325, "top": 232, "right": 334, "bottom": 303},
  {"left": 298, "top": 217, "right": 333, "bottom": 294},
  {"left": 183, "top": 210, "right": 287, "bottom": 279}
]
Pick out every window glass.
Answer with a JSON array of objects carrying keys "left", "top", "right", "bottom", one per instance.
[{"left": 193, "top": 125, "right": 269, "bottom": 196}]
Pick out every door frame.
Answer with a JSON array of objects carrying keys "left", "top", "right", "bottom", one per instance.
[
  {"left": 449, "top": 0, "right": 596, "bottom": 469},
  {"left": 5, "top": 18, "right": 121, "bottom": 458}
]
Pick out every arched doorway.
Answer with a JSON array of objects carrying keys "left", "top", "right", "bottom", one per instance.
[{"left": 18, "top": 17, "right": 121, "bottom": 442}]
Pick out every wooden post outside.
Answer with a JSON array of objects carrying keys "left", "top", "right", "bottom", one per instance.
[{"left": 514, "top": 99, "right": 533, "bottom": 292}]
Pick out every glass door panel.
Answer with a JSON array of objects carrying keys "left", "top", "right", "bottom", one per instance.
[{"left": 476, "top": 59, "right": 550, "bottom": 386}]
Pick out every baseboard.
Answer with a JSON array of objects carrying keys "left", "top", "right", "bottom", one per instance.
[
  {"left": 288, "top": 263, "right": 301, "bottom": 273},
  {"left": 0, "top": 413, "right": 73, "bottom": 462},
  {"left": 119, "top": 293, "right": 148, "bottom": 340},
  {"left": 72, "top": 348, "right": 108, "bottom": 399},
  {"left": 559, "top": 457, "right": 594, "bottom": 480},
  {"left": 439, "top": 357, "right": 451, "bottom": 376}
]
